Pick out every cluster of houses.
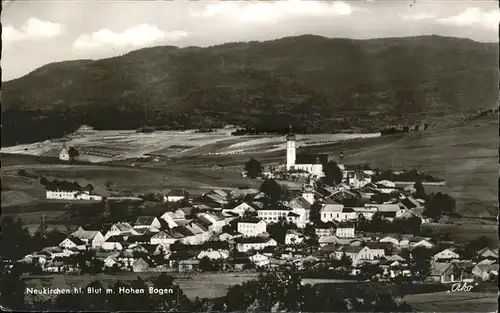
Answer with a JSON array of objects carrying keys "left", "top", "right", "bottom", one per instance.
[{"left": 21, "top": 164, "right": 498, "bottom": 284}]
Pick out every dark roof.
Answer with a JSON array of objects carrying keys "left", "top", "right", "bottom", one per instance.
[
  {"left": 134, "top": 216, "right": 157, "bottom": 226},
  {"left": 175, "top": 226, "right": 195, "bottom": 237},
  {"left": 338, "top": 246, "right": 364, "bottom": 254},
  {"left": 105, "top": 235, "right": 125, "bottom": 243},
  {"left": 238, "top": 217, "right": 263, "bottom": 224},
  {"left": 342, "top": 207, "right": 355, "bottom": 213},
  {"left": 126, "top": 234, "right": 154, "bottom": 243},
  {"left": 288, "top": 212, "right": 300, "bottom": 217},
  {"left": 367, "top": 242, "right": 392, "bottom": 250},
  {"left": 66, "top": 236, "right": 85, "bottom": 245},
  {"left": 236, "top": 237, "right": 273, "bottom": 244},
  {"left": 337, "top": 222, "right": 355, "bottom": 229},
  {"left": 197, "top": 216, "right": 214, "bottom": 228}
]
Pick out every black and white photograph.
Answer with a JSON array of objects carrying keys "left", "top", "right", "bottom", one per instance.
[{"left": 1, "top": 0, "right": 499, "bottom": 311}]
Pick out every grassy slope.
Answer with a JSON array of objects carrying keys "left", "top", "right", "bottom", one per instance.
[{"left": 403, "top": 291, "right": 498, "bottom": 312}]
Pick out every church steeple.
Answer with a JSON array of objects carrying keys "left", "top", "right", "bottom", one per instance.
[{"left": 286, "top": 125, "right": 296, "bottom": 141}]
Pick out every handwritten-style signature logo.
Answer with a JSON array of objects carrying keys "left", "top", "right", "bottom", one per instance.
[{"left": 450, "top": 282, "right": 475, "bottom": 292}]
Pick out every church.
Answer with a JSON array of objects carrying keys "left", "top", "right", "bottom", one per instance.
[{"left": 285, "top": 126, "right": 327, "bottom": 177}]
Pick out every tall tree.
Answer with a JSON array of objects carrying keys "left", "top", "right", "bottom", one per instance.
[
  {"left": 68, "top": 146, "right": 79, "bottom": 161},
  {"left": 323, "top": 161, "right": 343, "bottom": 186},
  {"left": 414, "top": 180, "right": 426, "bottom": 199},
  {"left": 260, "top": 179, "right": 284, "bottom": 203},
  {"left": 244, "top": 157, "right": 263, "bottom": 179},
  {"left": 0, "top": 265, "right": 27, "bottom": 310}
]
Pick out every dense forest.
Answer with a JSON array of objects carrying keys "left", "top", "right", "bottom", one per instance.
[{"left": 2, "top": 35, "right": 498, "bottom": 146}]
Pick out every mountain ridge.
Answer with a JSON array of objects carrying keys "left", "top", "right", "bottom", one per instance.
[{"left": 1, "top": 34, "right": 498, "bottom": 146}]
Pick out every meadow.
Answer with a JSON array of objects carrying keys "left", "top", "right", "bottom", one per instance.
[
  {"left": 23, "top": 272, "right": 260, "bottom": 300},
  {"left": 403, "top": 291, "right": 498, "bottom": 312}
]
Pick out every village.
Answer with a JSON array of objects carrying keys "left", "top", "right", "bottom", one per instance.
[{"left": 12, "top": 128, "right": 498, "bottom": 287}]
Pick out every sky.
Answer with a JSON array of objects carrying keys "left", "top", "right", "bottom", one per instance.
[{"left": 2, "top": 0, "right": 499, "bottom": 81}]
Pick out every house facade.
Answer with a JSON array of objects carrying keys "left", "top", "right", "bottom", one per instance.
[
  {"left": 236, "top": 238, "right": 278, "bottom": 253},
  {"left": 336, "top": 222, "right": 355, "bottom": 238},
  {"left": 320, "top": 203, "right": 344, "bottom": 222},
  {"left": 237, "top": 219, "right": 267, "bottom": 237}
]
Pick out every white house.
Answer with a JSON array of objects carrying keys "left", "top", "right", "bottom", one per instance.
[
  {"left": 46, "top": 189, "right": 102, "bottom": 201},
  {"left": 198, "top": 213, "right": 227, "bottom": 232},
  {"left": 223, "top": 202, "right": 257, "bottom": 217},
  {"left": 46, "top": 190, "right": 79, "bottom": 200},
  {"left": 320, "top": 203, "right": 344, "bottom": 222},
  {"left": 164, "top": 189, "right": 189, "bottom": 203},
  {"left": 105, "top": 223, "right": 138, "bottom": 239},
  {"left": 333, "top": 246, "right": 385, "bottom": 265},
  {"left": 101, "top": 236, "right": 125, "bottom": 251},
  {"left": 59, "top": 147, "right": 70, "bottom": 161},
  {"left": 70, "top": 227, "right": 105, "bottom": 249},
  {"left": 433, "top": 248, "right": 460, "bottom": 261},
  {"left": 59, "top": 237, "right": 86, "bottom": 250},
  {"left": 236, "top": 238, "right": 278, "bottom": 253},
  {"left": 315, "top": 226, "right": 335, "bottom": 237},
  {"left": 249, "top": 253, "right": 270, "bottom": 267},
  {"left": 257, "top": 208, "right": 291, "bottom": 224},
  {"left": 160, "top": 212, "right": 184, "bottom": 228},
  {"left": 285, "top": 230, "right": 304, "bottom": 245},
  {"left": 197, "top": 249, "right": 230, "bottom": 260},
  {"left": 335, "top": 222, "right": 355, "bottom": 238},
  {"left": 237, "top": 218, "right": 267, "bottom": 237},
  {"left": 75, "top": 191, "right": 102, "bottom": 201},
  {"left": 149, "top": 231, "right": 179, "bottom": 248}
]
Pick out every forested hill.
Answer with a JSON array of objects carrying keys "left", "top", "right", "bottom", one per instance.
[{"left": 2, "top": 35, "right": 498, "bottom": 146}]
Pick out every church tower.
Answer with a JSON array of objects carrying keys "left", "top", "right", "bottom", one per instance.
[{"left": 286, "top": 125, "right": 296, "bottom": 170}]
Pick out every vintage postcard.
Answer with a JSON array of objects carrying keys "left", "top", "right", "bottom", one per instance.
[{"left": 1, "top": 0, "right": 498, "bottom": 311}]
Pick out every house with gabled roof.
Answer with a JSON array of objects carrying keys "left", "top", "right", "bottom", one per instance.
[
  {"left": 150, "top": 230, "right": 181, "bottom": 248},
  {"left": 105, "top": 222, "right": 138, "bottom": 239},
  {"left": 433, "top": 248, "right": 460, "bottom": 262},
  {"left": 59, "top": 237, "right": 86, "bottom": 250},
  {"left": 160, "top": 211, "right": 186, "bottom": 228},
  {"left": 236, "top": 237, "right": 278, "bottom": 253},
  {"left": 132, "top": 257, "right": 155, "bottom": 272},
  {"left": 332, "top": 245, "right": 385, "bottom": 265},
  {"left": 320, "top": 202, "right": 344, "bottom": 223},
  {"left": 237, "top": 218, "right": 267, "bottom": 237},
  {"left": 70, "top": 227, "right": 105, "bottom": 249},
  {"left": 428, "top": 261, "right": 473, "bottom": 284},
  {"left": 102, "top": 235, "right": 125, "bottom": 251},
  {"left": 133, "top": 216, "right": 162, "bottom": 231},
  {"left": 198, "top": 212, "right": 227, "bottom": 231},
  {"left": 230, "top": 187, "right": 259, "bottom": 199},
  {"left": 475, "top": 247, "right": 499, "bottom": 260},
  {"left": 472, "top": 261, "right": 499, "bottom": 281},
  {"left": 223, "top": 202, "right": 258, "bottom": 217}
]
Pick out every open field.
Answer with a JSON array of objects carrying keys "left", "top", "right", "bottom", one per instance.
[
  {"left": 0, "top": 126, "right": 378, "bottom": 162},
  {"left": 23, "top": 273, "right": 260, "bottom": 300},
  {"left": 422, "top": 222, "right": 499, "bottom": 244},
  {"left": 403, "top": 291, "right": 498, "bottom": 312}
]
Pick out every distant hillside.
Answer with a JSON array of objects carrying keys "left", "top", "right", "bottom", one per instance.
[{"left": 2, "top": 35, "right": 498, "bottom": 146}]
